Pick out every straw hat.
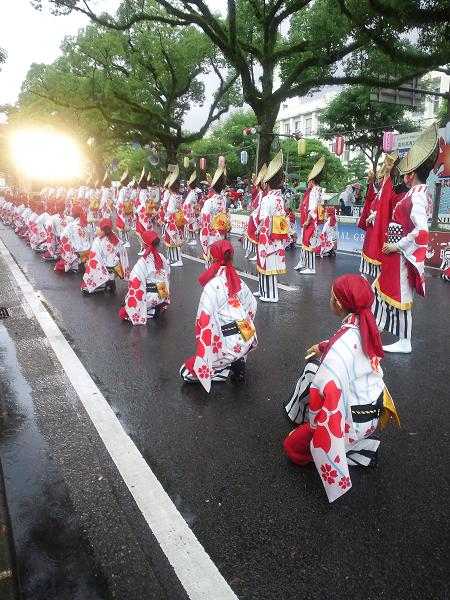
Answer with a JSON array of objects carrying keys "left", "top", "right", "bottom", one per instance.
[
  {"left": 188, "top": 170, "right": 197, "bottom": 186},
  {"left": 307, "top": 155, "right": 325, "bottom": 182},
  {"left": 398, "top": 123, "right": 439, "bottom": 175},
  {"left": 138, "top": 166, "right": 147, "bottom": 187},
  {"left": 166, "top": 164, "right": 180, "bottom": 189},
  {"left": 147, "top": 172, "right": 152, "bottom": 183},
  {"left": 263, "top": 150, "right": 284, "bottom": 183},
  {"left": 211, "top": 166, "right": 226, "bottom": 188},
  {"left": 254, "top": 163, "right": 268, "bottom": 187},
  {"left": 102, "top": 170, "right": 111, "bottom": 187},
  {"left": 119, "top": 168, "right": 130, "bottom": 186},
  {"left": 205, "top": 173, "right": 212, "bottom": 186}
]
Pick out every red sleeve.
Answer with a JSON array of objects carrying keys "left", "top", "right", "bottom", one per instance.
[{"left": 358, "top": 182, "right": 375, "bottom": 230}]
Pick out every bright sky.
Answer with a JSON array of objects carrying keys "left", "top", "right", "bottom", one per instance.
[
  {"left": 0, "top": 0, "right": 91, "bottom": 105},
  {"left": 0, "top": 0, "right": 230, "bottom": 130}
]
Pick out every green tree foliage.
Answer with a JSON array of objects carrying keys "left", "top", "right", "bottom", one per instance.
[
  {"left": 280, "top": 137, "right": 348, "bottom": 192},
  {"left": 319, "top": 86, "right": 419, "bottom": 172},
  {"left": 32, "top": 0, "right": 450, "bottom": 164},
  {"left": 346, "top": 155, "right": 369, "bottom": 181},
  {"left": 189, "top": 110, "right": 258, "bottom": 181},
  {"left": 12, "top": 3, "right": 240, "bottom": 172}
]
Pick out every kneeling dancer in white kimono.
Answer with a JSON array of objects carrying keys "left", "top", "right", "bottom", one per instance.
[
  {"left": 180, "top": 240, "right": 257, "bottom": 392},
  {"left": 283, "top": 274, "right": 399, "bottom": 503},
  {"left": 119, "top": 230, "right": 170, "bottom": 324},
  {"left": 81, "top": 219, "right": 129, "bottom": 294}
]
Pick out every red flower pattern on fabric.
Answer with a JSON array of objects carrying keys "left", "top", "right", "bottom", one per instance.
[
  {"left": 338, "top": 476, "right": 351, "bottom": 489},
  {"left": 212, "top": 335, "right": 222, "bottom": 354},
  {"left": 320, "top": 464, "right": 337, "bottom": 485},
  {"left": 233, "top": 344, "right": 242, "bottom": 354},
  {"left": 228, "top": 296, "right": 241, "bottom": 308},
  {"left": 198, "top": 365, "right": 210, "bottom": 379}
]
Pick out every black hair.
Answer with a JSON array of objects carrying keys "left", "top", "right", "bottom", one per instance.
[
  {"left": 266, "top": 167, "right": 284, "bottom": 190},
  {"left": 413, "top": 147, "right": 439, "bottom": 183},
  {"left": 223, "top": 249, "right": 233, "bottom": 262},
  {"left": 171, "top": 180, "right": 181, "bottom": 192},
  {"left": 212, "top": 174, "right": 226, "bottom": 193},
  {"left": 394, "top": 181, "right": 409, "bottom": 194},
  {"left": 152, "top": 237, "right": 160, "bottom": 248},
  {"left": 310, "top": 172, "right": 323, "bottom": 185}
]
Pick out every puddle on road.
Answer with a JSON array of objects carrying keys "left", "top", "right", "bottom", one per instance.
[{"left": 0, "top": 324, "right": 110, "bottom": 600}]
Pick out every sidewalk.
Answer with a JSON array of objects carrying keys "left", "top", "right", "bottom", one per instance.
[
  {"left": 0, "top": 462, "right": 18, "bottom": 600},
  {"left": 0, "top": 246, "right": 186, "bottom": 599}
]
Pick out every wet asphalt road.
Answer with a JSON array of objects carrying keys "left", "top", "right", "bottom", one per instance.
[{"left": 0, "top": 222, "right": 449, "bottom": 600}]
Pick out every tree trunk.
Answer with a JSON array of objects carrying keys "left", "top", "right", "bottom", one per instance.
[
  {"left": 164, "top": 140, "right": 178, "bottom": 167},
  {"left": 254, "top": 103, "right": 281, "bottom": 171}
]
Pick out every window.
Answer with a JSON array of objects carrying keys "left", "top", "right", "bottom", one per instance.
[
  {"left": 305, "top": 117, "right": 312, "bottom": 136},
  {"left": 284, "top": 123, "right": 290, "bottom": 134},
  {"left": 434, "top": 87, "right": 441, "bottom": 113},
  {"left": 295, "top": 120, "right": 301, "bottom": 133},
  {"left": 343, "top": 149, "right": 350, "bottom": 162}
]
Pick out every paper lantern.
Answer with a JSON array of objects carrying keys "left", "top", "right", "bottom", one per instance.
[
  {"left": 334, "top": 136, "right": 345, "bottom": 156},
  {"left": 383, "top": 131, "right": 394, "bottom": 153},
  {"left": 445, "top": 122, "right": 450, "bottom": 145},
  {"left": 240, "top": 150, "right": 248, "bottom": 165},
  {"left": 297, "top": 139, "right": 306, "bottom": 156},
  {"left": 218, "top": 155, "right": 225, "bottom": 168},
  {"left": 199, "top": 157, "right": 207, "bottom": 171},
  {"left": 132, "top": 142, "right": 141, "bottom": 151},
  {"left": 183, "top": 156, "right": 190, "bottom": 169}
]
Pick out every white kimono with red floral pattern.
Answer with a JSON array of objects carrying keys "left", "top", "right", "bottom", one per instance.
[
  {"left": 30, "top": 212, "right": 50, "bottom": 250},
  {"left": 308, "top": 316, "right": 384, "bottom": 502},
  {"left": 199, "top": 194, "right": 228, "bottom": 260},
  {"left": 123, "top": 254, "right": 171, "bottom": 325},
  {"left": 188, "top": 268, "right": 258, "bottom": 392},
  {"left": 183, "top": 189, "right": 199, "bottom": 232},
  {"left": 256, "top": 190, "right": 287, "bottom": 275},
  {"left": 116, "top": 187, "right": 134, "bottom": 231},
  {"left": 100, "top": 187, "right": 113, "bottom": 220},
  {"left": 164, "top": 193, "right": 185, "bottom": 248},
  {"left": 82, "top": 236, "right": 130, "bottom": 293},
  {"left": 46, "top": 214, "right": 71, "bottom": 258},
  {"left": 59, "top": 219, "right": 95, "bottom": 272}
]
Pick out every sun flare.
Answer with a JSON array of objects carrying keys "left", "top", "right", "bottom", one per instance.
[{"left": 10, "top": 130, "right": 82, "bottom": 180}]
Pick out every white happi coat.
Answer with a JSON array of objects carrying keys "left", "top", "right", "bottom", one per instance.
[
  {"left": 59, "top": 219, "right": 95, "bottom": 272},
  {"left": 99, "top": 187, "right": 113, "bottom": 220},
  {"left": 189, "top": 269, "right": 258, "bottom": 392},
  {"left": 135, "top": 189, "right": 154, "bottom": 233},
  {"left": 1, "top": 201, "right": 13, "bottom": 224},
  {"left": 116, "top": 186, "right": 134, "bottom": 231},
  {"left": 376, "top": 184, "right": 429, "bottom": 308},
  {"left": 46, "top": 213, "right": 72, "bottom": 258},
  {"left": 13, "top": 203, "right": 25, "bottom": 231},
  {"left": 306, "top": 315, "right": 384, "bottom": 503},
  {"left": 82, "top": 235, "right": 129, "bottom": 293},
  {"left": 123, "top": 253, "right": 171, "bottom": 325},
  {"left": 164, "top": 193, "right": 185, "bottom": 247},
  {"left": 256, "top": 189, "right": 287, "bottom": 275},
  {"left": 301, "top": 186, "right": 322, "bottom": 250},
  {"left": 19, "top": 207, "right": 31, "bottom": 232},
  {"left": 183, "top": 189, "right": 199, "bottom": 232},
  {"left": 199, "top": 194, "right": 228, "bottom": 259},
  {"left": 30, "top": 212, "right": 50, "bottom": 250},
  {"left": 319, "top": 218, "right": 337, "bottom": 256}
]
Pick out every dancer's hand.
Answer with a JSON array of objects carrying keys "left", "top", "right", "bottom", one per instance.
[
  {"left": 306, "top": 344, "right": 321, "bottom": 356},
  {"left": 382, "top": 242, "right": 398, "bottom": 254}
]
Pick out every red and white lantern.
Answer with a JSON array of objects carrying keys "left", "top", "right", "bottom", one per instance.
[
  {"left": 334, "top": 136, "right": 345, "bottom": 156},
  {"left": 218, "top": 155, "right": 225, "bottom": 168},
  {"left": 199, "top": 157, "right": 206, "bottom": 171},
  {"left": 383, "top": 131, "right": 394, "bottom": 153}
]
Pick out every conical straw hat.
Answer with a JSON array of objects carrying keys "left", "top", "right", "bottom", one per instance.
[
  {"left": 398, "top": 123, "right": 439, "bottom": 175},
  {"left": 307, "top": 155, "right": 325, "bottom": 182},
  {"left": 263, "top": 150, "right": 283, "bottom": 183},
  {"left": 254, "top": 163, "right": 267, "bottom": 186}
]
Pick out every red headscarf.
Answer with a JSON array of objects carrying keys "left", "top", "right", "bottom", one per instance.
[
  {"left": 141, "top": 230, "right": 163, "bottom": 270},
  {"left": 99, "top": 218, "right": 120, "bottom": 245},
  {"left": 327, "top": 206, "right": 336, "bottom": 227},
  {"left": 332, "top": 274, "right": 383, "bottom": 361},
  {"left": 198, "top": 240, "right": 241, "bottom": 297},
  {"left": 72, "top": 205, "right": 88, "bottom": 226}
]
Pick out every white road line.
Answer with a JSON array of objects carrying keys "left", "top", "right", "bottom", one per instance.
[
  {"left": 0, "top": 238, "right": 237, "bottom": 600},
  {"left": 181, "top": 253, "right": 297, "bottom": 292}
]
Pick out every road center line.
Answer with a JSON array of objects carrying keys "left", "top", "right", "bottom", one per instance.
[
  {"left": 181, "top": 253, "right": 297, "bottom": 291},
  {"left": 0, "top": 237, "right": 237, "bottom": 600}
]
